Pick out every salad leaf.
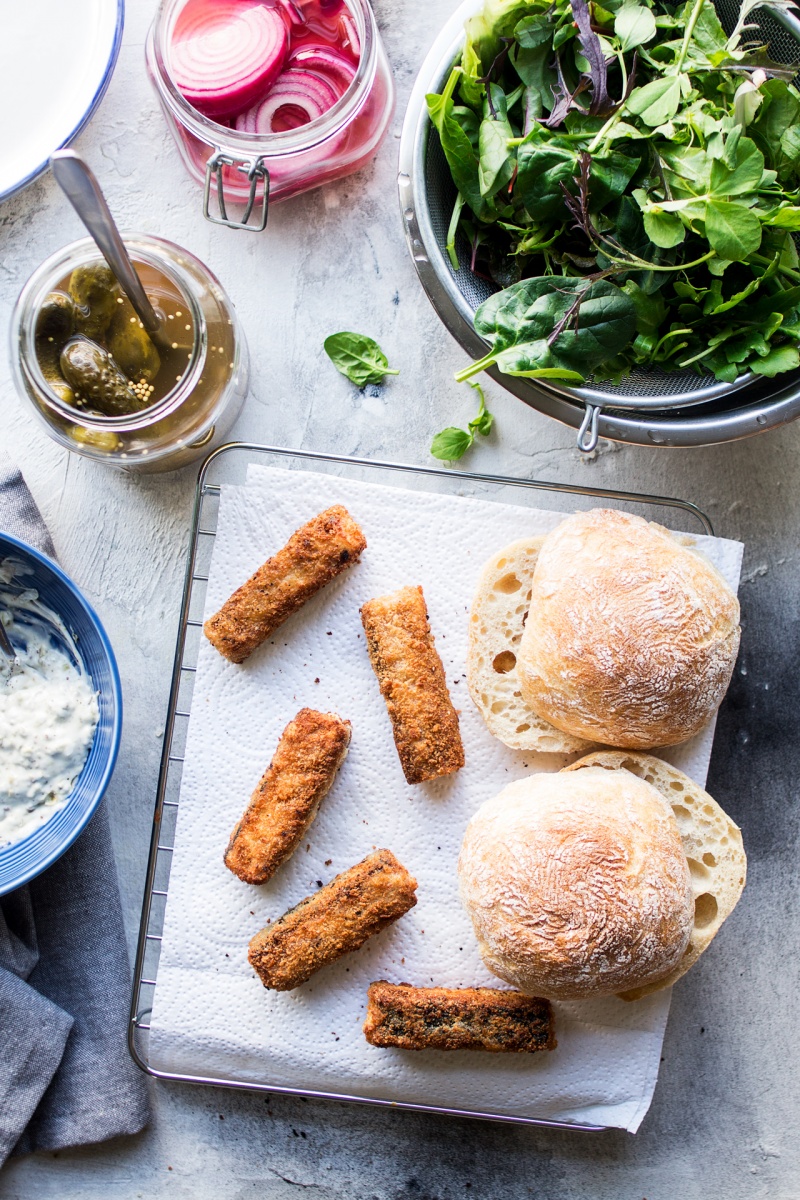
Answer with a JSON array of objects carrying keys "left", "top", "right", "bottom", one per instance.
[
  {"left": 323, "top": 333, "right": 400, "bottom": 386},
  {"left": 425, "top": 0, "right": 800, "bottom": 390},
  {"left": 457, "top": 277, "right": 636, "bottom": 380},
  {"left": 705, "top": 200, "right": 762, "bottom": 260},
  {"left": 431, "top": 382, "right": 495, "bottom": 460},
  {"left": 615, "top": 3, "right": 658, "bottom": 51}
]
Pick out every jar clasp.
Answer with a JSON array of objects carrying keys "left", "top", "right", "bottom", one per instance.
[{"left": 203, "top": 151, "right": 270, "bottom": 231}]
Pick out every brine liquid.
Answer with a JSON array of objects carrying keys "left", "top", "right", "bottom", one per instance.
[{"left": 52, "top": 260, "right": 195, "bottom": 409}]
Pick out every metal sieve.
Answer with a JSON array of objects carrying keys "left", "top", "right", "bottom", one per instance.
[{"left": 398, "top": 0, "right": 800, "bottom": 450}]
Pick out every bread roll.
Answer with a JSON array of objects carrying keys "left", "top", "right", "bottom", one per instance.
[
  {"left": 458, "top": 768, "right": 694, "bottom": 999},
  {"left": 564, "top": 751, "right": 746, "bottom": 999},
  {"left": 466, "top": 538, "right": 592, "bottom": 753},
  {"left": 516, "top": 509, "right": 740, "bottom": 748}
]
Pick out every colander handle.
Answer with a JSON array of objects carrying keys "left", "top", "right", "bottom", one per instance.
[{"left": 577, "top": 403, "right": 601, "bottom": 454}]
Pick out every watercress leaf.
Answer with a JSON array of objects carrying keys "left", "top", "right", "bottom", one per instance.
[
  {"left": 623, "top": 278, "right": 668, "bottom": 335},
  {"left": 516, "top": 143, "right": 577, "bottom": 218},
  {"left": 749, "top": 344, "right": 800, "bottom": 376},
  {"left": 614, "top": 3, "right": 657, "bottom": 51},
  {"left": 643, "top": 209, "right": 686, "bottom": 247},
  {"left": 323, "top": 333, "right": 400, "bottom": 386},
  {"left": 689, "top": 0, "right": 728, "bottom": 55},
  {"left": 514, "top": 12, "right": 552, "bottom": 48},
  {"left": 430, "top": 426, "right": 474, "bottom": 460},
  {"left": 479, "top": 91, "right": 516, "bottom": 197},
  {"left": 589, "top": 152, "right": 642, "bottom": 206},
  {"left": 467, "top": 380, "right": 495, "bottom": 435},
  {"left": 724, "top": 328, "right": 770, "bottom": 362},
  {"left": 511, "top": 43, "right": 556, "bottom": 109},
  {"left": 627, "top": 75, "right": 684, "bottom": 127},
  {"left": 709, "top": 137, "right": 765, "bottom": 197},
  {"left": 460, "top": 0, "right": 533, "bottom": 107},
  {"left": 762, "top": 205, "right": 800, "bottom": 230},
  {"left": 779, "top": 125, "right": 800, "bottom": 165},
  {"left": 710, "top": 259, "right": 777, "bottom": 314},
  {"left": 705, "top": 200, "right": 762, "bottom": 261},
  {"left": 747, "top": 285, "right": 800, "bottom": 320}
]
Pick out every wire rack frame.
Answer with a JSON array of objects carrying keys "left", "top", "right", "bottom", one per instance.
[{"left": 128, "top": 442, "right": 713, "bottom": 1132}]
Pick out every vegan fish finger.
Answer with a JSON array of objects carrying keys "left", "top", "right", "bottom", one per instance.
[
  {"left": 360, "top": 585, "right": 464, "bottom": 784},
  {"left": 248, "top": 849, "right": 417, "bottom": 991},
  {"left": 363, "top": 982, "right": 555, "bottom": 1053},
  {"left": 204, "top": 505, "right": 366, "bottom": 663},
  {"left": 225, "top": 708, "right": 351, "bottom": 886}
]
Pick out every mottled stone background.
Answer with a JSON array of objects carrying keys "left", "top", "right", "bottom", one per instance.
[{"left": 0, "top": 0, "right": 797, "bottom": 1196}]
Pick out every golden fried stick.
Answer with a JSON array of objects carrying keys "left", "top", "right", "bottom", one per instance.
[
  {"left": 205, "top": 505, "right": 367, "bottom": 663},
  {"left": 360, "top": 586, "right": 464, "bottom": 784},
  {"left": 224, "top": 709, "right": 351, "bottom": 886},
  {"left": 248, "top": 849, "right": 417, "bottom": 991},
  {"left": 363, "top": 983, "right": 556, "bottom": 1053}
]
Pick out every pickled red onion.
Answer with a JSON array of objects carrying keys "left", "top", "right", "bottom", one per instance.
[
  {"left": 234, "top": 69, "right": 339, "bottom": 133},
  {"left": 337, "top": 12, "right": 361, "bottom": 57},
  {"left": 274, "top": 0, "right": 306, "bottom": 26},
  {"left": 288, "top": 45, "right": 356, "bottom": 94},
  {"left": 170, "top": 4, "right": 289, "bottom": 118}
]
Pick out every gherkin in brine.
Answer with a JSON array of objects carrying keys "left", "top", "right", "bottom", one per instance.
[
  {"left": 107, "top": 308, "right": 161, "bottom": 382},
  {"left": 69, "top": 264, "right": 121, "bottom": 339},
  {"left": 60, "top": 337, "right": 151, "bottom": 416}
]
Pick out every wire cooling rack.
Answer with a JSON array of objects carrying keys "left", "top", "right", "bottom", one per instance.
[{"left": 128, "top": 442, "right": 713, "bottom": 1130}]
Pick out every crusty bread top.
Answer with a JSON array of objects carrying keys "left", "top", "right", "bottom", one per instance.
[
  {"left": 516, "top": 509, "right": 741, "bottom": 749},
  {"left": 564, "top": 751, "right": 746, "bottom": 1000},
  {"left": 467, "top": 538, "right": 593, "bottom": 754},
  {"left": 458, "top": 767, "right": 694, "bottom": 1000}
]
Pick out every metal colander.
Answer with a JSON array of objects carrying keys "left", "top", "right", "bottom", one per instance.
[{"left": 398, "top": 0, "right": 800, "bottom": 449}]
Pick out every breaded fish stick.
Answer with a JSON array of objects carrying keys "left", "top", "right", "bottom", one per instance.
[
  {"left": 248, "top": 849, "right": 417, "bottom": 991},
  {"left": 363, "top": 983, "right": 555, "bottom": 1053},
  {"left": 360, "top": 586, "right": 464, "bottom": 784},
  {"left": 205, "top": 505, "right": 367, "bottom": 663},
  {"left": 225, "top": 709, "right": 351, "bottom": 886}
]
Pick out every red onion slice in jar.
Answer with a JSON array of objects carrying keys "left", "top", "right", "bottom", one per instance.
[
  {"left": 234, "top": 69, "right": 340, "bottom": 133},
  {"left": 337, "top": 12, "right": 361, "bottom": 58},
  {"left": 274, "top": 0, "right": 306, "bottom": 28},
  {"left": 170, "top": 4, "right": 289, "bottom": 118},
  {"left": 288, "top": 46, "right": 356, "bottom": 95}
]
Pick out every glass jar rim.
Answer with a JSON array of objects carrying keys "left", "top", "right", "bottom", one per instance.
[
  {"left": 16, "top": 235, "right": 207, "bottom": 432},
  {"left": 149, "top": 0, "right": 378, "bottom": 157}
]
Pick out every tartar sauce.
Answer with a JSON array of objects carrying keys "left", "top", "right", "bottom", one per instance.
[{"left": 0, "top": 562, "right": 99, "bottom": 846}]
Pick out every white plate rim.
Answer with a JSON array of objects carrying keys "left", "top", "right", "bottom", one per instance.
[{"left": 0, "top": 0, "right": 126, "bottom": 204}]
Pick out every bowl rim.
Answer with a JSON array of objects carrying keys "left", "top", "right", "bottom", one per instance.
[{"left": 0, "top": 531, "right": 122, "bottom": 892}]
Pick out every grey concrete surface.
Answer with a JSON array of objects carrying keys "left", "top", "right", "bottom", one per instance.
[{"left": 0, "top": 0, "right": 798, "bottom": 1196}]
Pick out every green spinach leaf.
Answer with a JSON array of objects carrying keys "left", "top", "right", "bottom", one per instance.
[{"left": 324, "top": 333, "right": 400, "bottom": 386}]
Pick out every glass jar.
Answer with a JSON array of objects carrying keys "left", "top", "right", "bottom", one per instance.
[
  {"left": 11, "top": 234, "right": 249, "bottom": 472},
  {"left": 145, "top": 0, "right": 395, "bottom": 230}
]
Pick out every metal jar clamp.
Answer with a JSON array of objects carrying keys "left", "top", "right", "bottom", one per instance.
[{"left": 203, "top": 152, "right": 270, "bottom": 232}]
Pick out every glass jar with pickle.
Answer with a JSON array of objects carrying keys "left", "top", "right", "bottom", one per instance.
[{"left": 10, "top": 234, "right": 249, "bottom": 471}]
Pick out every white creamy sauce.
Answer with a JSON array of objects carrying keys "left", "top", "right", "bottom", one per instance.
[{"left": 0, "top": 562, "right": 99, "bottom": 846}]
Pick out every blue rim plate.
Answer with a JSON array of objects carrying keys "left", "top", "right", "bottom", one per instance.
[
  {"left": 0, "top": 0, "right": 125, "bottom": 204},
  {"left": 0, "top": 533, "right": 122, "bottom": 895}
]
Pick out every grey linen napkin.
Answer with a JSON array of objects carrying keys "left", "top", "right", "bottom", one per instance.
[{"left": 0, "top": 457, "right": 149, "bottom": 1163}]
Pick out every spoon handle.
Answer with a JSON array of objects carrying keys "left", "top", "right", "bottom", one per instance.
[{"left": 50, "top": 150, "right": 162, "bottom": 335}]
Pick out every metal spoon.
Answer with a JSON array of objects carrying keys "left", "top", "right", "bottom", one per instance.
[{"left": 49, "top": 150, "right": 169, "bottom": 348}]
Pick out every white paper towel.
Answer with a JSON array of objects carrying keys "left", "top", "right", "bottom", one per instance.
[{"left": 148, "top": 465, "right": 744, "bottom": 1132}]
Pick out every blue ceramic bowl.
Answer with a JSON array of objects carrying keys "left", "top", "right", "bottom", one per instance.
[{"left": 0, "top": 533, "right": 122, "bottom": 895}]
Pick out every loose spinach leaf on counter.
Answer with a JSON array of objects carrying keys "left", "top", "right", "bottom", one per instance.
[
  {"left": 431, "top": 382, "right": 495, "bottom": 461},
  {"left": 323, "top": 333, "right": 400, "bottom": 387},
  {"left": 427, "top": 0, "right": 800, "bottom": 387}
]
